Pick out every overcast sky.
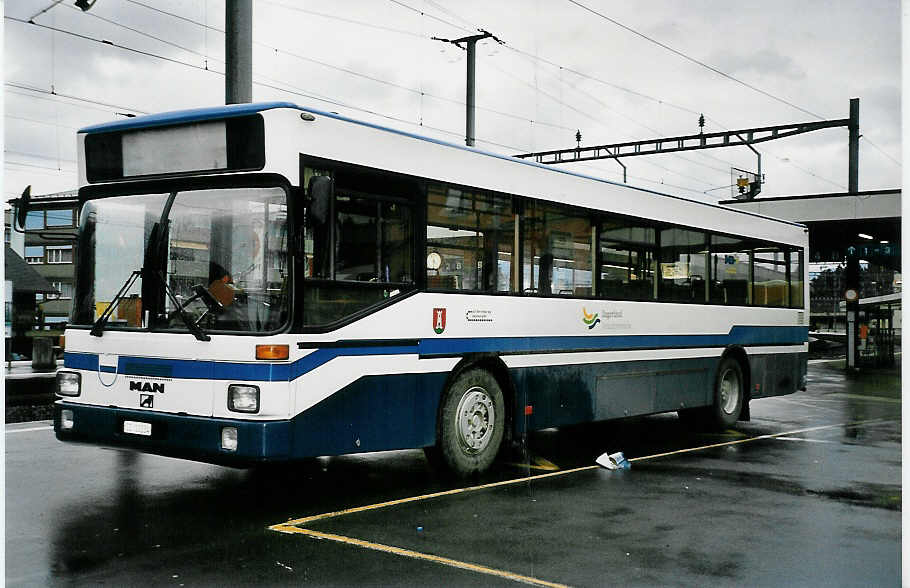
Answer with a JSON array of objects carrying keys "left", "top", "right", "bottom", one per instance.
[{"left": 2, "top": 0, "right": 902, "bottom": 204}]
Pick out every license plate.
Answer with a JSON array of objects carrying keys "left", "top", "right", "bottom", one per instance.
[{"left": 123, "top": 420, "right": 152, "bottom": 436}]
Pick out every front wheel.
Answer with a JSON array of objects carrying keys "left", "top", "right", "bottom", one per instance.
[{"left": 435, "top": 368, "right": 505, "bottom": 477}]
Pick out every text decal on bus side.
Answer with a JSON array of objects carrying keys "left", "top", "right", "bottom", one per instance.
[{"left": 433, "top": 308, "right": 446, "bottom": 334}]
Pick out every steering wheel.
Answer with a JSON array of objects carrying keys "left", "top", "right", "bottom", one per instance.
[
  {"left": 192, "top": 284, "right": 224, "bottom": 313},
  {"left": 167, "top": 284, "right": 224, "bottom": 326}
]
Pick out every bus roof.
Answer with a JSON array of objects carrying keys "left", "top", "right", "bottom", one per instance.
[{"left": 78, "top": 102, "right": 806, "bottom": 230}]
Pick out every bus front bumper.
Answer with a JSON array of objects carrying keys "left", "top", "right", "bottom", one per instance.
[{"left": 53, "top": 402, "right": 292, "bottom": 466}]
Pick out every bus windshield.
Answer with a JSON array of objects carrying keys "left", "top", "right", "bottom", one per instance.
[{"left": 72, "top": 186, "right": 289, "bottom": 334}]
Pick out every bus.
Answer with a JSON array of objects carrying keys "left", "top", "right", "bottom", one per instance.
[{"left": 45, "top": 101, "right": 808, "bottom": 476}]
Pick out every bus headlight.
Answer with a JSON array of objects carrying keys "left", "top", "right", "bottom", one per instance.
[
  {"left": 56, "top": 371, "right": 81, "bottom": 397},
  {"left": 228, "top": 384, "right": 259, "bottom": 413}
]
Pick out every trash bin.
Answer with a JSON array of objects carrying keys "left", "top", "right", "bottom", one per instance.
[{"left": 31, "top": 336, "right": 55, "bottom": 370}]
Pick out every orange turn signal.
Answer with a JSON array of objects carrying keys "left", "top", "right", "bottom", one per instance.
[{"left": 256, "top": 344, "right": 289, "bottom": 361}]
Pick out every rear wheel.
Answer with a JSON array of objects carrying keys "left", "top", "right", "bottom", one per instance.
[
  {"left": 678, "top": 357, "right": 745, "bottom": 431},
  {"left": 435, "top": 368, "right": 505, "bottom": 477},
  {"left": 709, "top": 357, "right": 744, "bottom": 430}
]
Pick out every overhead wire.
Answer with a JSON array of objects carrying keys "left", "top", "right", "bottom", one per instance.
[
  {"left": 391, "top": 0, "right": 853, "bottom": 191},
  {"left": 5, "top": 149, "right": 76, "bottom": 164},
  {"left": 112, "top": 1, "right": 575, "bottom": 133},
  {"left": 565, "top": 0, "right": 826, "bottom": 120},
  {"left": 5, "top": 113, "right": 79, "bottom": 130},
  {"left": 114, "top": 0, "right": 738, "bottom": 192},
  {"left": 6, "top": 82, "right": 148, "bottom": 115},
  {"left": 860, "top": 137, "right": 901, "bottom": 167},
  {"left": 22, "top": 1, "right": 882, "bottom": 194},
  {"left": 387, "top": 1, "right": 729, "bottom": 186},
  {"left": 259, "top": 0, "right": 424, "bottom": 39},
  {"left": 384, "top": 0, "right": 742, "bottom": 185},
  {"left": 6, "top": 5, "right": 777, "bottom": 198}
]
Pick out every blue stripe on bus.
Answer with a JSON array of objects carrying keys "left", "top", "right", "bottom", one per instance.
[{"left": 63, "top": 325, "right": 807, "bottom": 383}]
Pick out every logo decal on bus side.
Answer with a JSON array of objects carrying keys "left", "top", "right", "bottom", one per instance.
[
  {"left": 582, "top": 307, "right": 600, "bottom": 330},
  {"left": 98, "top": 354, "right": 119, "bottom": 387},
  {"left": 433, "top": 308, "right": 447, "bottom": 334}
]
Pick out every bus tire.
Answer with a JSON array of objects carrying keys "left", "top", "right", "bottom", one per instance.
[
  {"left": 436, "top": 368, "right": 505, "bottom": 477},
  {"left": 710, "top": 357, "right": 744, "bottom": 430}
]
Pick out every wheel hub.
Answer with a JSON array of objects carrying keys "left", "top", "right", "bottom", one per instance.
[
  {"left": 455, "top": 386, "right": 495, "bottom": 454},
  {"left": 719, "top": 368, "right": 741, "bottom": 415}
]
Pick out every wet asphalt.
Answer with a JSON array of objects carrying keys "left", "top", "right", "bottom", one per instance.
[{"left": 5, "top": 360, "right": 901, "bottom": 587}]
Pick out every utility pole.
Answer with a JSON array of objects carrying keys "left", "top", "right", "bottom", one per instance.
[
  {"left": 848, "top": 97, "right": 859, "bottom": 193},
  {"left": 225, "top": 0, "right": 253, "bottom": 104},
  {"left": 432, "top": 29, "right": 504, "bottom": 147}
]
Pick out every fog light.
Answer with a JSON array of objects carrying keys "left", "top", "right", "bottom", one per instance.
[
  {"left": 61, "top": 409, "right": 74, "bottom": 430},
  {"left": 221, "top": 427, "right": 238, "bottom": 451},
  {"left": 56, "top": 371, "right": 81, "bottom": 397},
  {"left": 228, "top": 384, "right": 260, "bottom": 413}
]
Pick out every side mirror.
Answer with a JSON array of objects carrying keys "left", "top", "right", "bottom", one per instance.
[
  {"left": 15, "top": 185, "right": 31, "bottom": 231},
  {"left": 307, "top": 175, "right": 333, "bottom": 225}
]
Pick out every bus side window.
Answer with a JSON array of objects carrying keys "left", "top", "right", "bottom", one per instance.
[
  {"left": 709, "top": 234, "right": 752, "bottom": 306},
  {"left": 426, "top": 184, "right": 514, "bottom": 292},
  {"left": 599, "top": 218, "right": 656, "bottom": 301},
  {"left": 521, "top": 201, "right": 592, "bottom": 296},
  {"left": 658, "top": 228, "right": 707, "bottom": 303}
]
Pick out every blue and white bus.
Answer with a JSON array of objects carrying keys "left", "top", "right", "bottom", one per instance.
[{"left": 48, "top": 102, "right": 808, "bottom": 476}]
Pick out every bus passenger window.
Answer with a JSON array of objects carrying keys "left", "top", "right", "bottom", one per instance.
[
  {"left": 754, "top": 245, "right": 788, "bottom": 307},
  {"left": 709, "top": 235, "right": 752, "bottom": 306},
  {"left": 658, "top": 228, "right": 707, "bottom": 303},
  {"left": 426, "top": 184, "right": 514, "bottom": 292},
  {"left": 599, "top": 219, "right": 656, "bottom": 300},
  {"left": 521, "top": 201, "right": 592, "bottom": 296}
]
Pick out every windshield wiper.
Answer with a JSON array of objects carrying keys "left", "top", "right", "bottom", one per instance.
[
  {"left": 88, "top": 266, "right": 211, "bottom": 342},
  {"left": 146, "top": 266, "right": 211, "bottom": 342},
  {"left": 89, "top": 270, "right": 142, "bottom": 337}
]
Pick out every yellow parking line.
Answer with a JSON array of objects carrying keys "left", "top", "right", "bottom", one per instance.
[
  {"left": 627, "top": 418, "right": 890, "bottom": 463},
  {"left": 271, "top": 525, "right": 569, "bottom": 588},
  {"left": 269, "top": 417, "right": 893, "bottom": 586},
  {"left": 274, "top": 464, "right": 597, "bottom": 527}
]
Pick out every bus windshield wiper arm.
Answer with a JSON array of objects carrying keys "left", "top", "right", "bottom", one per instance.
[
  {"left": 89, "top": 270, "right": 142, "bottom": 337},
  {"left": 144, "top": 267, "right": 211, "bottom": 342},
  {"left": 88, "top": 268, "right": 211, "bottom": 341}
]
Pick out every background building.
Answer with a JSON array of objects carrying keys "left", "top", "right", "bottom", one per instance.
[{"left": 5, "top": 189, "right": 79, "bottom": 336}]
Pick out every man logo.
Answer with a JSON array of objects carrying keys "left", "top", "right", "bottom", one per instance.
[
  {"left": 130, "top": 381, "right": 165, "bottom": 393},
  {"left": 139, "top": 394, "right": 153, "bottom": 408}
]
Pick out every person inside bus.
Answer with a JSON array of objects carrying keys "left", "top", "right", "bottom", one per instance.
[{"left": 537, "top": 234, "right": 554, "bottom": 295}]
